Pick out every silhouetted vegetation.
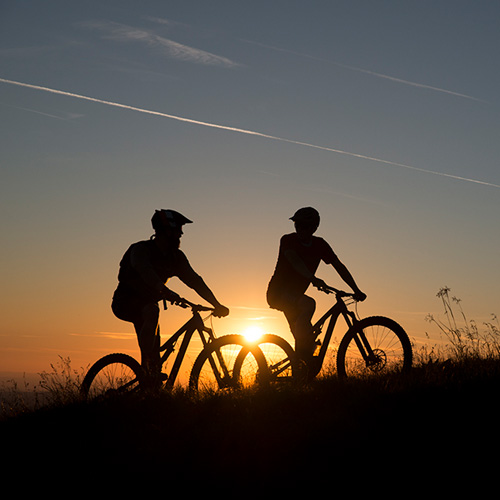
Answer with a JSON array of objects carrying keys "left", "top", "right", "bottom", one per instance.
[
  {"left": 2, "top": 289, "right": 498, "bottom": 487},
  {"left": 2, "top": 356, "right": 499, "bottom": 485},
  {"left": 425, "top": 286, "right": 500, "bottom": 359}
]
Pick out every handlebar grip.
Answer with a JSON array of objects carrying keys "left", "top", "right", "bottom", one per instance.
[
  {"left": 167, "top": 297, "right": 213, "bottom": 312},
  {"left": 316, "top": 284, "right": 354, "bottom": 298}
]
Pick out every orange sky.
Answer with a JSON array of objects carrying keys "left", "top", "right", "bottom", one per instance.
[{"left": 1, "top": 1, "right": 499, "bottom": 380}]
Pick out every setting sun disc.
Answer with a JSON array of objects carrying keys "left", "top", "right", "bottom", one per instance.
[{"left": 243, "top": 326, "right": 265, "bottom": 342}]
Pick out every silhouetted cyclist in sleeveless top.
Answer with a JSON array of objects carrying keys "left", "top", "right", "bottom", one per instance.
[
  {"left": 267, "top": 207, "right": 366, "bottom": 363},
  {"left": 112, "top": 209, "right": 229, "bottom": 375}
]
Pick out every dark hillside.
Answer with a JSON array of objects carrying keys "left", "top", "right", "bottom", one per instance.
[{"left": 2, "top": 359, "right": 499, "bottom": 490}]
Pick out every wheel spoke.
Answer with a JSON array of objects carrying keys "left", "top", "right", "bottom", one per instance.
[
  {"left": 337, "top": 317, "right": 412, "bottom": 379},
  {"left": 81, "top": 354, "right": 144, "bottom": 399}
]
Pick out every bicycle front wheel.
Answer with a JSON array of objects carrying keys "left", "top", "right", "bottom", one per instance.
[
  {"left": 189, "top": 335, "right": 269, "bottom": 394},
  {"left": 234, "top": 334, "right": 301, "bottom": 386},
  {"left": 336, "top": 316, "right": 412, "bottom": 379},
  {"left": 81, "top": 353, "right": 145, "bottom": 400}
]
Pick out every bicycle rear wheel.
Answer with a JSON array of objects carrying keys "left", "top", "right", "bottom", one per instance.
[
  {"left": 189, "top": 335, "right": 269, "bottom": 394},
  {"left": 81, "top": 353, "right": 145, "bottom": 400},
  {"left": 234, "top": 334, "right": 301, "bottom": 386},
  {"left": 336, "top": 316, "right": 412, "bottom": 379}
]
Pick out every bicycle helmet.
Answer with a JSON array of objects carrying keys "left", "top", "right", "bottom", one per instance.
[
  {"left": 151, "top": 209, "right": 193, "bottom": 232},
  {"left": 290, "top": 207, "right": 320, "bottom": 226}
]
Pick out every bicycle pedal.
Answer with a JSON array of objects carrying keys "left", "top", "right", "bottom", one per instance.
[{"left": 313, "top": 339, "right": 321, "bottom": 356}]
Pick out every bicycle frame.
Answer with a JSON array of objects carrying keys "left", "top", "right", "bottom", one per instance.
[
  {"left": 312, "top": 293, "right": 357, "bottom": 365},
  {"left": 238, "top": 286, "right": 410, "bottom": 384},
  {"left": 313, "top": 289, "right": 384, "bottom": 370},
  {"left": 80, "top": 298, "right": 245, "bottom": 398},
  {"left": 159, "top": 301, "right": 216, "bottom": 388}
]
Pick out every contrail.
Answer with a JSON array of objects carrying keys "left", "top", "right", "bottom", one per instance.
[
  {"left": 1, "top": 77, "right": 498, "bottom": 189},
  {"left": 0, "top": 101, "right": 78, "bottom": 120},
  {"left": 0, "top": 102, "right": 66, "bottom": 120},
  {"left": 242, "top": 39, "right": 487, "bottom": 103},
  {"left": 342, "top": 66, "right": 487, "bottom": 103}
]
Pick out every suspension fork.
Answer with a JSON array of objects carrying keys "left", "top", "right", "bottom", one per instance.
[
  {"left": 196, "top": 314, "right": 232, "bottom": 383},
  {"left": 348, "top": 314, "right": 378, "bottom": 364}
]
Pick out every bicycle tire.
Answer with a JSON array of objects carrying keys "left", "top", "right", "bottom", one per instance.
[
  {"left": 336, "top": 316, "right": 412, "bottom": 379},
  {"left": 80, "top": 353, "right": 145, "bottom": 400},
  {"left": 189, "top": 335, "right": 269, "bottom": 393},
  {"left": 234, "top": 334, "right": 302, "bottom": 385}
]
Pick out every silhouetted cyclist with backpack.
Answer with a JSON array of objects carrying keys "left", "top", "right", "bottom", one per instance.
[{"left": 111, "top": 209, "right": 229, "bottom": 377}]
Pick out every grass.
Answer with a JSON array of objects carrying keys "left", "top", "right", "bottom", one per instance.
[
  {"left": 0, "top": 356, "right": 84, "bottom": 418},
  {"left": 1, "top": 287, "right": 499, "bottom": 488},
  {"left": 425, "top": 286, "right": 500, "bottom": 360},
  {"left": 2, "top": 357, "right": 499, "bottom": 488}
]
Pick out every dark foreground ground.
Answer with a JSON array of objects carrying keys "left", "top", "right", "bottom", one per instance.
[{"left": 2, "top": 359, "right": 499, "bottom": 492}]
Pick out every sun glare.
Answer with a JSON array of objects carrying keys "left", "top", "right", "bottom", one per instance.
[{"left": 243, "top": 325, "right": 265, "bottom": 342}]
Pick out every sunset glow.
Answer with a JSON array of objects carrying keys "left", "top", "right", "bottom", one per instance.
[
  {"left": 1, "top": 2, "right": 499, "bottom": 380},
  {"left": 242, "top": 325, "right": 266, "bottom": 343}
]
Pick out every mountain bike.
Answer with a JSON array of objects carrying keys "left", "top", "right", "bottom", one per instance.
[
  {"left": 234, "top": 284, "right": 412, "bottom": 384},
  {"left": 80, "top": 298, "right": 269, "bottom": 399}
]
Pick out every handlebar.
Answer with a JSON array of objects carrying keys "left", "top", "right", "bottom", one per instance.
[
  {"left": 314, "top": 283, "right": 358, "bottom": 299},
  {"left": 163, "top": 297, "right": 213, "bottom": 313}
]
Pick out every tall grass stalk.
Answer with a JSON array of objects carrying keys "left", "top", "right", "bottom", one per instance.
[
  {"left": 1, "top": 356, "right": 87, "bottom": 419},
  {"left": 38, "top": 356, "right": 85, "bottom": 406},
  {"left": 425, "top": 286, "right": 500, "bottom": 360},
  {"left": 0, "top": 373, "right": 44, "bottom": 418}
]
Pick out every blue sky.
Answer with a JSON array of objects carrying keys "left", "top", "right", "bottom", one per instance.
[{"left": 1, "top": 0, "right": 499, "bottom": 374}]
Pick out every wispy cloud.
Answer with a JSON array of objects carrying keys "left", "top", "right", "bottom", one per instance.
[
  {"left": 143, "top": 16, "right": 187, "bottom": 29},
  {"left": 1, "top": 77, "right": 498, "bottom": 189},
  {"left": 70, "top": 331, "right": 135, "bottom": 340},
  {"left": 0, "top": 102, "right": 82, "bottom": 121},
  {"left": 243, "top": 39, "right": 487, "bottom": 103},
  {"left": 84, "top": 20, "right": 239, "bottom": 68}
]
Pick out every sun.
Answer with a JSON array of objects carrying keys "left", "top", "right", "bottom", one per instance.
[{"left": 242, "top": 325, "right": 265, "bottom": 342}]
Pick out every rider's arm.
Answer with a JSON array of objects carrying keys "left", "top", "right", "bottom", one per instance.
[
  {"left": 284, "top": 249, "right": 327, "bottom": 289},
  {"left": 285, "top": 246, "right": 366, "bottom": 300},
  {"left": 177, "top": 255, "right": 229, "bottom": 317},
  {"left": 330, "top": 255, "right": 366, "bottom": 300},
  {"left": 190, "top": 276, "right": 229, "bottom": 317}
]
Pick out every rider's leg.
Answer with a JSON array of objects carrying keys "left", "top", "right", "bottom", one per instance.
[
  {"left": 287, "top": 295, "right": 316, "bottom": 362},
  {"left": 134, "top": 302, "right": 161, "bottom": 375},
  {"left": 268, "top": 288, "right": 317, "bottom": 363}
]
